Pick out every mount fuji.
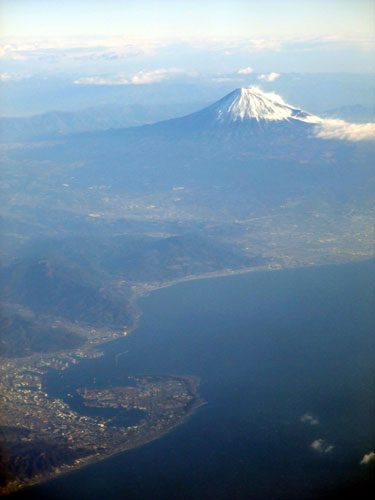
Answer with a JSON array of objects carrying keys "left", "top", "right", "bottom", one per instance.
[
  {"left": 139, "top": 86, "right": 323, "bottom": 139},
  {"left": 9, "top": 86, "right": 374, "bottom": 205},
  {"left": 186, "top": 86, "right": 319, "bottom": 125},
  {"left": 139, "top": 86, "right": 373, "bottom": 143}
]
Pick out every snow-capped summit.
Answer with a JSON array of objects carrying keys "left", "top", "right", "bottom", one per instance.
[
  {"left": 166, "top": 87, "right": 374, "bottom": 141},
  {"left": 207, "top": 86, "right": 320, "bottom": 124}
]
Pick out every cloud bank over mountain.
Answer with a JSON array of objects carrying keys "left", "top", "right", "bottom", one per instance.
[{"left": 314, "top": 118, "right": 375, "bottom": 141}]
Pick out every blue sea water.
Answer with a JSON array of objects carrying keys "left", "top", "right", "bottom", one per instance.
[{"left": 11, "top": 261, "right": 375, "bottom": 499}]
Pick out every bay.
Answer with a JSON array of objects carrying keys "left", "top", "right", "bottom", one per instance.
[{"left": 11, "top": 260, "right": 375, "bottom": 499}]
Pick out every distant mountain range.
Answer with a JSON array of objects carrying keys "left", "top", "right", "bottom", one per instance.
[
  {"left": 1, "top": 88, "right": 373, "bottom": 142},
  {"left": 2, "top": 87, "right": 373, "bottom": 209},
  {"left": 36, "top": 87, "right": 369, "bottom": 205},
  {"left": 0, "top": 101, "right": 207, "bottom": 142},
  {"left": 322, "top": 104, "right": 375, "bottom": 123}
]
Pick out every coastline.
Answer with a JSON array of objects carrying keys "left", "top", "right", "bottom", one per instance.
[
  {"left": 2, "top": 257, "right": 374, "bottom": 495},
  {"left": 127, "top": 254, "right": 374, "bottom": 304},
  {"left": 4, "top": 378, "right": 206, "bottom": 496}
]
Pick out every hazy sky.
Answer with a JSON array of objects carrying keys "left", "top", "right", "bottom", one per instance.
[
  {"left": 1, "top": 0, "right": 373, "bottom": 39},
  {"left": 0, "top": 0, "right": 374, "bottom": 79}
]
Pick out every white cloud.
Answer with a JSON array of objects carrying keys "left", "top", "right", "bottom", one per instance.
[
  {"left": 258, "top": 72, "right": 280, "bottom": 82},
  {"left": 360, "top": 451, "right": 375, "bottom": 465},
  {"left": 300, "top": 413, "right": 319, "bottom": 426},
  {"left": 244, "top": 39, "right": 281, "bottom": 52},
  {"left": 310, "top": 439, "right": 334, "bottom": 454},
  {"left": 0, "top": 37, "right": 169, "bottom": 68},
  {"left": 246, "top": 86, "right": 287, "bottom": 106},
  {"left": 0, "top": 72, "right": 30, "bottom": 82},
  {"left": 1, "top": 34, "right": 373, "bottom": 64},
  {"left": 314, "top": 119, "right": 375, "bottom": 141},
  {"left": 0, "top": 72, "right": 12, "bottom": 82},
  {"left": 212, "top": 77, "right": 243, "bottom": 83},
  {"left": 130, "top": 69, "right": 186, "bottom": 85},
  {"left": 74, "top": 74, "right": 129, "bottom": 85},
  {"left": 188, "top": 38, "right": 282, "bottom": 53},
  {"left": 74, "top": 68, "right": 189, "bottom": 86},
  {"left": 237, "top": 66, "right": 253, "bottom": 75}
]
